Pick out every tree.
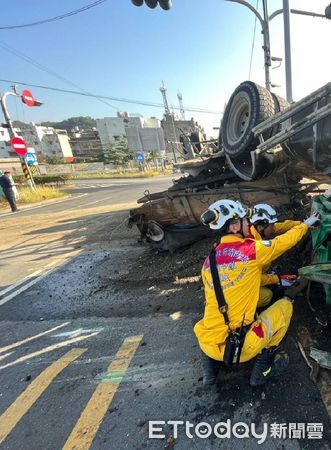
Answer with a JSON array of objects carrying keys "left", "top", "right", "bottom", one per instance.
[
  {"left": 103, "top": 137, "right": 131, "bottom": 166},
  {"left": 41, "top": 116, "right": 96, "bottom": 131},
  {"left": 12, "top": 120, "right": 31, "bottom": 129},
  {"left": 146, "top": 150, "right": 160, "bottom": 162},
  {"left": 46, "top": 155, "right": 65, "bottom": 164}
]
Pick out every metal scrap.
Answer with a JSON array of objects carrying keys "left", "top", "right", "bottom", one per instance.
[{"left": 310, "top": 348, "right": 331, "bottom": 370}]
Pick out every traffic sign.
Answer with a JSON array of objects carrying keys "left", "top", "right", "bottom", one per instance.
[
  {"left": 11, "top": 137, "right": 28, "bottom": 156},
  {"left": 22, "top": 89, "right": 35, "bottom": 107},
  {"left": 26, "top": 152, "right": 38, "bottom": 166},
  {"left": 136, "top": 153, "right": 144, "bottom": 162}
]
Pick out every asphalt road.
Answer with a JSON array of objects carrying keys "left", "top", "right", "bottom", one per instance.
[
  {"left": 0, "top": 175, "right": 174, "bottom": 290},
  {"left": 0, "top": 175, "right": 330, "bottom": 450},
  {"left": 0, "top": 175, "right": 176, "bottom": 217}
]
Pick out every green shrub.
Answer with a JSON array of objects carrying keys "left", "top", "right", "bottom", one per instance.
[{"left": 13, "top": 174, "right": 72, "bottom": 185}]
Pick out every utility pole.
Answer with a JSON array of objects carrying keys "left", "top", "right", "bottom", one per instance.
[
  {"left": 160, "top": 81, "right": 178, "bottom": 163},
  {"left": 160, "top": 81, "right": 170, "bottom": 115},
  {"left": 170, "top": 113, "right": 178, "bottom": 163}
]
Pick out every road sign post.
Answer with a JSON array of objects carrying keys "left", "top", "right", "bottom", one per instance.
[
  {"left": 26, "top": 151, "right": 38, "bottom": 166},
  {"left": 10, "top": 137, "right": 36, "bottom": 189},
  {"left": 136, "top": 152, "right": 144, "bottom": 163},
  {"left": 0, "top": 88, "right": 42, "bottom": 190},
  {"left": 21, "top": 89, "right": 35, "bottom": 107},
  {"left": 11, "top": 137, "right": 27, "bottom": 156}
]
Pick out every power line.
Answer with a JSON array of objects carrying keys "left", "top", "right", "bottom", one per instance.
[
  {"left": 0, "top": 78, "right": 221, "bottom": 115},
  {"left": 0, "top": 0, "right": 107, "bottom": 30},
  {"left": 248, "top": 0, "right": 259, "bottom": 80},
  {"left": 0, "top": 40, "right": 119, "bottom": 112}
]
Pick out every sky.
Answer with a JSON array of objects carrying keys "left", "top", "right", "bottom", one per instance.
[{"left": 0, "top": 0, "right": 330, "bottom": 138}]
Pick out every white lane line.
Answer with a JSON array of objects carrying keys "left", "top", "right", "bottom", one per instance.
[
  {"left": 68, "top": 198, "right": 107, "bottom": 209},
  {"left": 0, "top": 352, "right": 13, "bottom": 361},
  {"left": 0, "top": 322, "right": 71, "bottom": 354},
  {"left": 0, "top": 193, "right": 88, "bottom": 217},
  {"left": 0, "top": 269, "right": 44, "bottom": 297},
  {"left": 0, "top": 252, "right": 81, "bottom": 306},
  {"left": 0, "top": 332, "right": 100, "bottom": 370}
]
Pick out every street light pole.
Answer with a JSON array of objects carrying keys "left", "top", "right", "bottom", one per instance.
[
  {"left": 225, "top": 0, "right": 271, "bottom": 91},
  {"left": 226, "top": 0, "right": 331, "bottom": 101},
  {"left": 262, "top": 0, "right": 271, "bottom": 91},
  {"left": 283, "top": 0, "right": 293, "bottom": 102}
]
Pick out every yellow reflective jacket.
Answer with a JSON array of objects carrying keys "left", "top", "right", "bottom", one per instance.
[
  {"left": 194, "top": 223, "right": 308, "bottom": 350},
  {"left": 249, "top": 220, "right": 302, "bottom": 286}
]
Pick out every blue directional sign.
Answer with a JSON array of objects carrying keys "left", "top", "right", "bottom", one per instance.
[
  {"left": 26, "top": 152, "right": 38, "bottom": 166},
  {"left": 136, "top": 153, "right": 144, "bottom": 163}
]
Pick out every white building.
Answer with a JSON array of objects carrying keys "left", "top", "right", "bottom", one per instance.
[
  {"left": 19, "top": 125, "right": 74, "bottom": 162},
  {"left": 96, "top": 113, "right": 166, "bottom": 155},
  {"left": 0, "top": 126, "right": 14, "bottom": 158},
  {"left": 0, "top": 124, "right": 74, "bottom": 162}
]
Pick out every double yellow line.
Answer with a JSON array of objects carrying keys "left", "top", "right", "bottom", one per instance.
[{"left": 0, "top": 335, "right": 143, "bottom": 449}]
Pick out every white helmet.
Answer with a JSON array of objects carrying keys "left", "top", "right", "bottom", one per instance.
[
  {"left": 201, "top": 199, "right": 248, "bottom": 230},
  {"left": 251, "top": 203, "right": 278, "bottom": 224}
]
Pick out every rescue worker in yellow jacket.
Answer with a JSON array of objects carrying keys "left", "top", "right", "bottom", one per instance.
[
  {"left": 249, "top": 203, "right": 302, "bottom": 305},
  {"left": 194, "top": 199, "right": 320, "bottom": 387}
]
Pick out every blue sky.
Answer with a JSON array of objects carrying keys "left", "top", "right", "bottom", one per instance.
[{"left": 0, "top": 0, "right": 330, "bottom": 137}]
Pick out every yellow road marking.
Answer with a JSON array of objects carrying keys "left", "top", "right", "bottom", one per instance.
[
  {"left": 0, "top": 322, "right": 71, "bottom": 354},
  {"left": 63, "top": 335, "right": 143, "bottom": 450},
  {"left": 0, "top": 348, "right": 86, "bottom": 445},
  {"left": 0, "top": 332, "right": 99, "bottom": 370}
]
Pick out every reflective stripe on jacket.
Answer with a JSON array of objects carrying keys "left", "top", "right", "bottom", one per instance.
[{"left": 194, "top": 223, "right": 308, "bottom": 350}]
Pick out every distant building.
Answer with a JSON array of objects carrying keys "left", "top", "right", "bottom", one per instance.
[
  {"left": 69, "top": 128, "right": 103, "bottom": 160},
  {"left": 161, "top": 115, "right": 207, "bottom": 162},
  {"left": 95, "top": 112, "right": 166, "bottom": 156},
  {"left": 19, "top": 125, "right": 74, "bottom": 162},
  {"left": 0, "top": 126, "right": 14, "bottom": 158}
]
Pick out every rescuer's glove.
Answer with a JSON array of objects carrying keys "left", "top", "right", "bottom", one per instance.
[
  {"left": 303, "top": 211, "right": 320, "bottom": 227},
  {"left": 279, "top": 274, "right": 298, "bottom": 287}
]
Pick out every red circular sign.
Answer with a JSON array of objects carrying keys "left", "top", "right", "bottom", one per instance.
[
  {"left": 11, "top": 137, "right": 28, "bottom": 156},
  {"left": 22, "top": 89, "right": 35, "bottom": 107}
]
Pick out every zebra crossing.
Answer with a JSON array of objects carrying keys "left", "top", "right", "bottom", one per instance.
[
  {"left": 71, "top": 182, "right": 130, "bottom": 190},
  {"left": 71, "top": 183, "right": 113, "bottom": 189}
]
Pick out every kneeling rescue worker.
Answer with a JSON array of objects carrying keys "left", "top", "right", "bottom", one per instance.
[
  {"left": 194, "top": 199, "right": 320, "bottom": 387},
  {"left": 249, "top": 203, "right": 303, "bottom": 297}
]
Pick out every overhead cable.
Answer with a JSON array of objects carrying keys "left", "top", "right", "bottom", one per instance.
[
  {"left": 0, "top": 0, "right": 107, "bottom": 30},
  {"left": 0, "top": 40, "right": 119, "bottom": 111},
  {"left": 0, "top": 78, "right": 221, "bottom": 115}
]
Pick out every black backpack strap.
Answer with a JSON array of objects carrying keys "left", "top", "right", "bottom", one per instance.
[{"left": 209, "top": 247, "right": 230, "bottom": 326}]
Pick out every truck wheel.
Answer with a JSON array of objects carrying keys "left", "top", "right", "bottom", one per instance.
[
  {"left": 272, "top": 93, "right": 290, "bottom": 113},
  {"left": 271, "top": 93, "right": 290, "bottom": 135},
  {"left": 221, "top": 81, "right": 275, "bottom": 159}
]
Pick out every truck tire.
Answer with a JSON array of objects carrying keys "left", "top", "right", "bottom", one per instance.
[
  {"left": 272, "top": 93, "right": 290, "bottom": 113},
  {"left": 271, "top": 93, "right": 290, "bottom": 135},
  {"left": 221, "top": 81, "right": 275, "bottom": 159}
]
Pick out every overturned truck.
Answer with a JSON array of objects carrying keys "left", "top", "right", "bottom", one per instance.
[{"left": 129, "top": 81, "right": 331, "bottom": 252}]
